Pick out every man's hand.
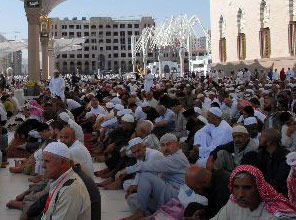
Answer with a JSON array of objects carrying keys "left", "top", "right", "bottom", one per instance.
[
  {"left": 19, "top": 213, "right": 28, "bottom": 220},
  {"left": 125, "top": 185, "right": 138, "bottom": 199},
  {"left": 115, "top": 169, "right": 127, "bottom": 180}
]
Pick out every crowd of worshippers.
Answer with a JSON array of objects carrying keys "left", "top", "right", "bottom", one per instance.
[{"left": 2, "top": 68, "right": 296, "bottom": 219}]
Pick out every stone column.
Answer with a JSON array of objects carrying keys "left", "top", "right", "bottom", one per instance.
[
  {"left": 40, "top": 37, "right": 49, "bottom": 80},
  {"left": 48, "top": 39, "right": 55, "bottom": 79},
  {"left": 179, "top": 48, "right": 185, "bottom": 78},
  {"left": 25, "top": 9, "right": 41, "bottom": 82},
  {"left": 158, "top": 51, "right": 164, "bottom": 79}
]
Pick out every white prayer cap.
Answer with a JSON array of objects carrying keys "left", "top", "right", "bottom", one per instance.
[
  {"left": 286, "top": 152, "right": 296, "bottom": 166},
  {"left": 208, "top": 91, "right": 215, "bottom": 96},
  {"left": 232, "top": 125, "right": 248, "bottom": 134},
  {"left": 244, "top": 117, "right": 258, "bottom": 126},
  {"left": 122, "top": 114, "right": 134, "bottom": 123},
  {"left": 208, "top": 107, "right": 222, "bottom": 118},
  {"left": 130, "top": 92, "right": 137, "bottom": 96},
  {"left": 114, "top": 104, "right": 124, "bottom": 111},
  {"left": 160, "top": 133, "right": 178, "bottom": 144},
  {"left": 111, "top": 97, "right": 122, "bottom": 105},
  {"left": 128, "top": 137, "right": 143, "bottom": 149},
  {"left": 106, "top": 102, "right": 114, "bottom": 109},
  {"left": 44, "top": 142, "right": 70, "bottom": 160},
  {"left": 118, "top": 109, "right": 133, "bottom": 116},
  {"left": 53, "top": 69, "right": 59, "bottom": 73},
  {"left": 196, "top": 94, "right": 204, "bottom": 99},
  {"left": 29, "top": 130, "right": 41, "bottom": 139},
  {"left": 194, "top": 107, "right": 202, "bottom": 115},
  {"left": 59, "top": 112, "right": 70, "bottom": 123},
  {"left": 85, "top": 112, "right": 95, "bottom": 119}
]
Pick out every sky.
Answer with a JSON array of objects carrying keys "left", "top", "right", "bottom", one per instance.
[{"left": 0, "top": 0, "right": 210, "bottom": 41}]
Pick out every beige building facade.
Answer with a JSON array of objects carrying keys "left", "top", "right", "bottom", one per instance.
[
  {"left": 211, "top": 0, "right": 296, "bottom": 72},
  {"left": 51, "top": 16, "right": 156, "bottom": 75}
]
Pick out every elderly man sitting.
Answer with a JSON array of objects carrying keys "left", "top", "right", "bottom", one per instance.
[
  {"left": 207, "top": 125, "right": 258, "bottom": 172},
  {"left": 41, "top": 142, "right": 91, "bottom": 220},
  {"left": 210, "top": 165, "right": 296, "bottom": 220},
  {"left": 115, "top": 137, "right": 163, "bottom": 212},
  {"left": 135, "top": 120, "right": 160, "bottom": 150},
  {"left": 121, "top": 133, "right": 189, "bottom": 220}
]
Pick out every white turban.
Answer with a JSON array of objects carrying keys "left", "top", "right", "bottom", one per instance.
[
  {"left": 287, "top": 152, "right": 296, "bottom": 166},
  {"left": 160, "top": 133, "right": 177, "bottom": 144},
  {"left": 59, "top": 112, "right": 70, "bottom": 123},
  {"left": 128, "top": 137, "right": 143, "bottom": 149},
  {"left": 244, "top": 117, "right": 258, "bottom": 126},
  {"left": 44, "top": 142, "right": 70, "bottom": 160},
  {"left": 208, "top": 107, "right": 222, "bottom": 118},
  {"left": 232, "top": 125, "right": 248, "bottom": 134},
  {"left": 121, "top": 114, "right": 134, "bottom": 123}
]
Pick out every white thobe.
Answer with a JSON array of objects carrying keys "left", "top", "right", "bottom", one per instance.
[
  {"left": 69, "top": 140, "right": 94, "bottom": 178},
  {"left": 144, "top": 73, "right": 154, "bottom": 92},
  {"left": 49, "top": 76, "right": 65, "bottom": 100},
  {"left": 68, "top": 119, "right": 84, "bottom": 143},
  {"left": 194, "top": 120, "right": 233, "bottom": 167},
  {"left": 90, "top": 106, "right": 107, "bottom": 115}
]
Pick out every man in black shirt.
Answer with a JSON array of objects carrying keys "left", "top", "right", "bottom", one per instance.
[{"left": 242, "top": 128, "right": 290, "bottom": 197}]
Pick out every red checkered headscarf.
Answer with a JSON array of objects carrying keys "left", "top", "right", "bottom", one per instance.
[{"left": 229, "top": 165, "right": 296, "bottom": 219}]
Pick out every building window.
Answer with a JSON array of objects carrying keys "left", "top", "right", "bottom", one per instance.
[
  {"left": 114, "top": 53, "right": 118, "bottom": 58},
  {"left": 62, "top": 54, "right": 67, "bottom": 58},
  {"left": 113, "top": 39, "right": 119, "bottom": 43},
  {"left": 77, "top": 54, "right": 82, "bottom": 58},
  {"left": 121, "top": 53, "right": 126, "bottom": 57},
  {"left": 91, "top": 32, "right": 96, "bottom": 37},
  {"left": 92, "top": 54, "right": 95, "bottom": 58},
  {"left": 121, "top": 45, "right": 126, "bottom": 50},
  {"left": 113, "top": 24, "right": 118, "bottom": 29},
  {"left": 70, "top": 54, "right": 75, "bottom": 58},
  {"left": 106, "top": 24, "right": 111, "bottom": 29},
  {"left": 98, "top": 25, "right": 103, "bottom": 29},
  {"left": 62, "top": 32, "right": 67, "bottom": 36},
  {"left": 237, "top": 33, "right": 246, "bottom": 60},
  {"left": 134, "top": 24, "right": 139, "bottom": 28},
  {"left": 84, "top": 47, "right": 89, "bottom": 51},
  {"left": 113, "top": 32, "right": 118, "bottom": 36},
  {"left": 84, "top": 25, "right": 89, "bottom": 29},
  {"left": 259, "top": 28, "right": 271, "bottom": 58},
  {"left": 91, "top": 25, "right": 96, "bottom": 29},
  {"left": 69, "top": 25, "right": 74, "bottom": 29},
  {"left": 120, "top": 24, "right": 125, "bottom": 28},
  {"left": 128, "top": 24, "right": 132, "bottom": 28},
  {"left": 106, "top": 39, "right": 111, "bottom": 43},
  {"left": 128, "top": 31, "right": 133, "bottom": 36},
  {"left": 84, "top": 54, "right": 89, "bottom": 58},
  {"left": 219, "top": 37, "right": 227, "bottom": 62},
  {"left": 113, "top": 46, "right": 119, "bottom": 50},
  {"left": 76, "top": 25, "right": 81, "bottom": 29},
  {"left": 106, "top": 32, "right": 111, "bottom": 36},
  {"left": 99, "top": 39, "right": 104, "bottom": 43},
  {"left": 77, "top": 32, "right": 82, "bottom": 37},
  {"left": 120, "top": 38, "right": 126, "bottom": 44},
  {"left": 100, "top": 47, "right": 104, "bottom": 51},
  {"left": 106, "top": 46, "right": 111, "bottom": 50},
  {"left": 91, "top": 39, "right": 97, "bottom": 43},
  {"left": 84, "top": 32, "right": 89, "bottom": 36}
]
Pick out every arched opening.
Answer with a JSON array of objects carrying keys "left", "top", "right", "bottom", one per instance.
[
  {"left": 259, "top": 0, "right": 271, "bottom": 58},
  {"left": 219, "top": 15, "right": 227, "bottom": 62},
  {"left": 289, "top": 0, "right": 296, "bottom": 55},
  {"left": 164, "top": 65, "right": 170, "bottom": 73},
  {"left": 62, "top": 61, "right": 67, "bottom": 74},
  {"left": 121, "top": 61, "right": 126, "bottom": 72},
  {"left": 77, "top": 61, "right": 82, "bottom": 74},
  {"left": 237, "top": 8, "right": 246, "bottom": 60},
  {"left": 70, "top": 61, "right": 75, "bottom": 73}
]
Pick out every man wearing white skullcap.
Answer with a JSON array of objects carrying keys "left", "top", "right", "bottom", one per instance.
[
  {"left": 122, "top": 133, "right": 189, "bottom": 219},
  {"left": 244, "top": 117, "right": 260, "bottom": 146},
  {"left": 115, "top": 137, "right": 163, "bottom": 211},
  {"left": 59, "top": 112, "right": 84, "bottom": 143},
  {"left": 193, "top": 107, "right": 233, "bottom": 167},
  {"left": 207, "top": 125, "right": 258, "bottom": 172},
  {"left": 41, "top": 142, "right": 91, "bottom": 220},
  {"left": 49, "top": 70, "right": 65, "bottom": 101}
]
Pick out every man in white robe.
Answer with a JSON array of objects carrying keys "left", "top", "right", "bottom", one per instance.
[
  {"left": 193, "top": 107, "right": 233, "bottom": 167},
  {"left": 144, "top": 72, "right": 154, "bottom": 92},
  {"left": 49, "top": 70, "right": 65, "bottom": 101}
]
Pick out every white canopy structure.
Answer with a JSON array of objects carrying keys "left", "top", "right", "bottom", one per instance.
[
  {"left": 0, "top": 40, "right": 28, "bottom": 58},
  {"left": 132, "top": 14, "right": 211, "bottom": 77},
  {"left": 53, "top": 38, "right": 84, "bottom": 54}
]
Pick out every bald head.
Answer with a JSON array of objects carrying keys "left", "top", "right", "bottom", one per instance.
[
  {"left": 185, "top": 166, "right": 212, "bottom": 196},
  {"left": 60, "top": 127, "right": 76, "bottom": 147}
]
